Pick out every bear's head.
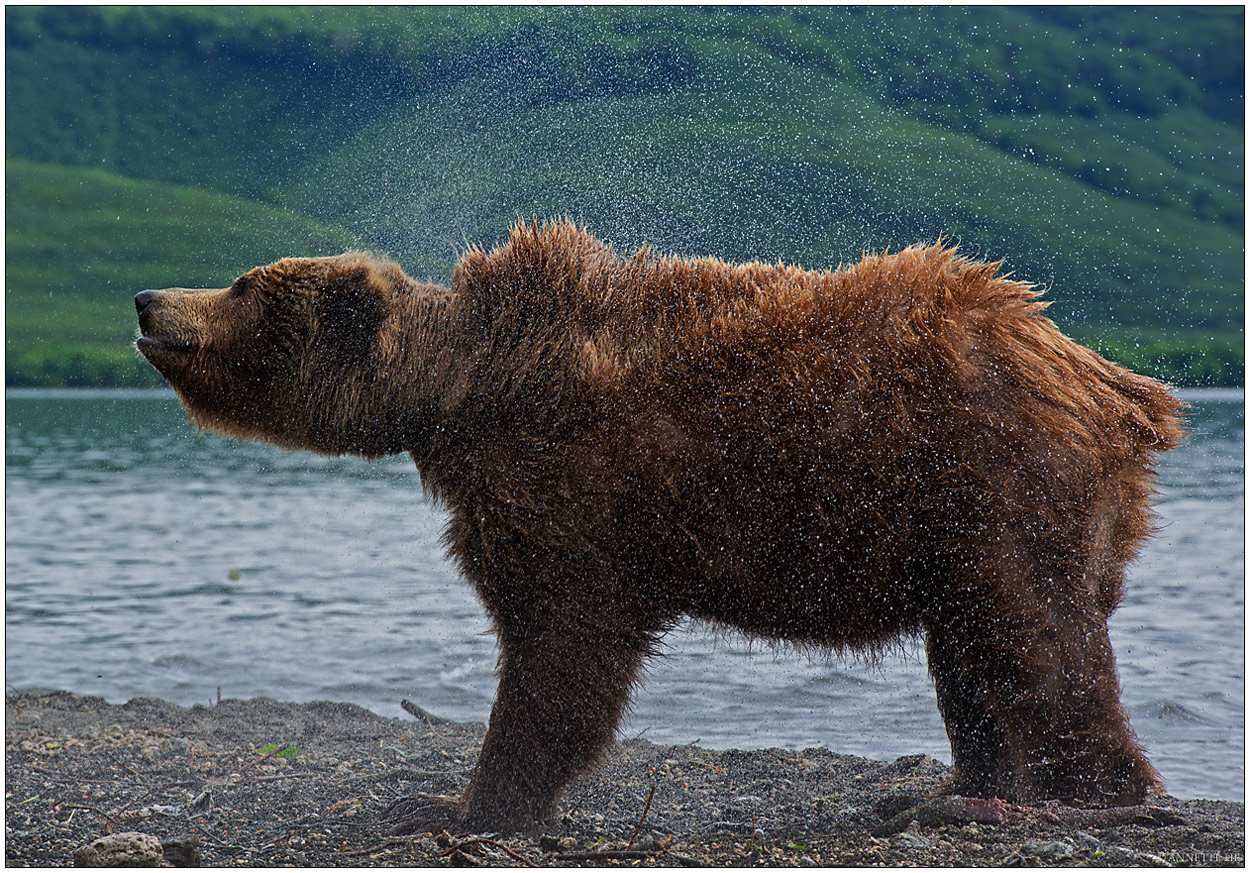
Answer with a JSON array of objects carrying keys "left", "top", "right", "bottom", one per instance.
[{"left": 136, "top": 253, "right": 446, "bottom": 457}]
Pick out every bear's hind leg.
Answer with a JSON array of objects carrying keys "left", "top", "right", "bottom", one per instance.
[
  {"left": 926, "top": 627, "right": 1010, "bottom": 798},
  {"left": 924, "top": 556, "right": 1160, "bottom": 807}
]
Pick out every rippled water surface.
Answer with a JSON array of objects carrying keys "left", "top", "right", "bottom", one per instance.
[{"left": 6, "top": 388, "right": 1244, "bottom": 801}]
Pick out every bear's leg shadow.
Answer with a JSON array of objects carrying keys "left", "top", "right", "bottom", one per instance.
[
  {"left": 390, "top": 601, "right": 656, "bottom": 834},
  {"left": 924, "top": 540, "right": 1160, "bottom": 807}
]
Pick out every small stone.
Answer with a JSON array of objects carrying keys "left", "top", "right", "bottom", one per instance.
[
  {"left": 188, "top": 788, "right": 212, "bottom": 812},
  {"left": 73, "top": 832, "right": 163, "bottom": 867},
  {"left": 1074, "top": 830, "right": 1101, "bottom": 850},
  {"left": 1098, "top": 846, "right": 1133, "bottom": 863},
  {"left": 446, "top": 848, "right": 478, "bottom": 865},
  {"left": 538, "top": 835, "right": 574, "bottom": 852},
  {"left": 890, "top": 831, "right": 931, "bottom": 850},
  {"left": 1000, "top": 849, "right": 1037, "bottom": 867},
  {"left": 1032, "top": 841, "right": 1074, "bottom": 861},
  {"left": 160, "top": 835, "right": 201, "bottom": 867},
  {"left": 798, "top": 856, "right": 818, "bottom": 867}
]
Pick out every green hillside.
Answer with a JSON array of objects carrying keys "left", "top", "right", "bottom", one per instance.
[
  {"left": 5, "top": 6, "right": 1243, "bottom": 386},
  {"left": 5, "top": 159, "right": 363, "bottom": 386}
]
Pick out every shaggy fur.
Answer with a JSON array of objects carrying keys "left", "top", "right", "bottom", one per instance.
[{"left": 136, "top": 220, "right": 1183, "bottom": 833}]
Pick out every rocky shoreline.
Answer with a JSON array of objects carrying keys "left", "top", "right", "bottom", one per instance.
[{"left": 5, "top": 691, "right": 1243, "bottom": 867}]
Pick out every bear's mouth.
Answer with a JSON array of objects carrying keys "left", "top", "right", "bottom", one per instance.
[{"left": 136, "top": 334, "right": 196, "bottom": 358}]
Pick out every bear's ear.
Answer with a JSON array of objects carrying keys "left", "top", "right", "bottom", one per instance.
[{"left": 315, "top": 264, "right": 386, "bottom": 362}]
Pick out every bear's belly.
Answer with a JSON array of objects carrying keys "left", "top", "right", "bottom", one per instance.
[{"left": 667, "top": 528, "right": 925, "bottom": 649}]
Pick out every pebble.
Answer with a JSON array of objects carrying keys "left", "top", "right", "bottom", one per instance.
[
  {"left": 1074, "top": 830, "right": 1101, "bottom": 850},
  {"left": 539, "top": 835, "right": 575, "bottom": 852},
  {"left": 890, "top": 831, "right": 931, "bottom": 850},
  {"left": 1031, "top": 840, "right": 1075, "bottom": 861},
  {"left": 72, "top": 832, "right": 163, "bottom": 867}
]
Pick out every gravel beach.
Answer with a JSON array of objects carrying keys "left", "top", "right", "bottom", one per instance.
[{"left": 5, "top": 691, "right": 1243, "bottom": 867}]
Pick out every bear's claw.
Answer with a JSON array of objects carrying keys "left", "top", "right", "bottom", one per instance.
[{"left": 382, "top": 793, "right": 465, "bottom": 835}]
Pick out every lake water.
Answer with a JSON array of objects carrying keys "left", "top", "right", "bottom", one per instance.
[{"left": 5, "top": 388, "right": 1244, "bottom": 802}]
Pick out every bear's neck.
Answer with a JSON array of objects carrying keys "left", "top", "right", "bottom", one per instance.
[{"left": 306, "top": 289, "right": 456, "bottom": 461}]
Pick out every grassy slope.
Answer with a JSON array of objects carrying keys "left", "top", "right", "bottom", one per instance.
[
  {"left": 5, "top": 159, "right": 363, "bottom": 386},
  {"left": 4, "top": 6, "right": 1243, "bottom": 386},
  {"left": 275, "top": 15, "right": 1242, "bottom": 384},
  {"left": 283, "top": 57, "right": 1238, "bottom": 326}
]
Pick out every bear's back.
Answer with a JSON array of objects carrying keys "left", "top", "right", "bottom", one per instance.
[{"left": 448, "top": 221, "right": 1180, "bottom": 466}]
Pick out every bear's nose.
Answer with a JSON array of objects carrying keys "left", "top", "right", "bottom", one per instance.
[{"left": 134, "top": 290, "right": 160, "bottom": 316}]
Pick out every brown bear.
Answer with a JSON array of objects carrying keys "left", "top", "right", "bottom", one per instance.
[{"left": 135, "top": 219, "right": 1183, "bottom": 834}]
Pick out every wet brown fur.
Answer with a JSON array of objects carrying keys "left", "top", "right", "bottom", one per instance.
[{"left": 136, "top": 219, "right": 1184, "bottom": 832}]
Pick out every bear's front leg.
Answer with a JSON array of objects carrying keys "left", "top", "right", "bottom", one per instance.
[{"left": 390, "top": 608, "right": 654, "bottom": 834}]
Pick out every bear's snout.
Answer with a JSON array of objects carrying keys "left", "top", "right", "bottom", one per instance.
[
  {"left": 134, "top": 290, "right": 166, "bottom": 340},
  {"left": 135, "top": 288, "right": 198, "bottom": 361},
  {"left": 134, "top": 289, "right": 160, "bottom": 315}
]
